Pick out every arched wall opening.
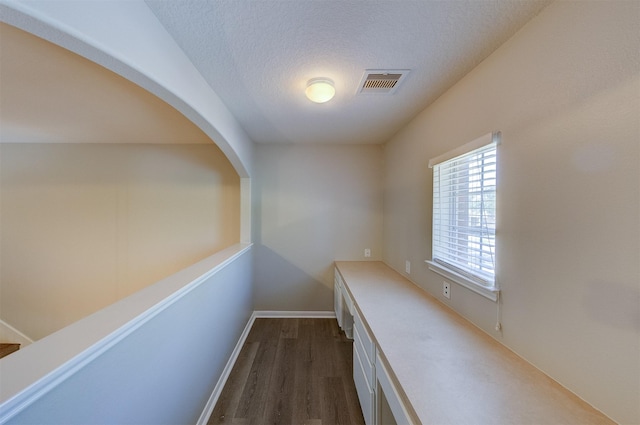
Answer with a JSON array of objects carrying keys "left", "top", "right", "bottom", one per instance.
[
  {"left": 0, "top": 0, "right": 254, "bottom": 239},
  {"left": 0, "top": 19, "right": 247, "bottom": 342}
]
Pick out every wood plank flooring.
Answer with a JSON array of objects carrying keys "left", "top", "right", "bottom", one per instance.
[
  {"left": 208, "top": 318, "right": 365, "bottom": 425},
  {"left": 0, "top": 343, "right": 20, "bottom": 359}
]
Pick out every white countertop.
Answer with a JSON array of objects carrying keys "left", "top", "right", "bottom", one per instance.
[{"left": 335, "top": 261, "right": 613, "bottom": 425}]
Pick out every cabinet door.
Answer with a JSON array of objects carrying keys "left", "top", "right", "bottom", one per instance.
[
  {"left": 334, "top": 278, "right": 343, "bottom": 328},
  {"left": 354, "top": 310, "right": 375, "bottom": 362},
  {"left": 375, "top": 354, "right": 415, "bottom": 425},
  {"left": 354, "top": 326, "right": 375, "bottom": 386},
  {"left": 340, "top": 286, "right": 354, "bottom": 339},
  {"left": 340, "top": 281, "right": 354, "bottom": 315},
  {"left": 354, "top": 342, "right": 375, "bottom": 425}
]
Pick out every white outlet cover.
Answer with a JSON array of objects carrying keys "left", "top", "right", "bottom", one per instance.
[
  {"left": 405, "top": 260, "right": 411, "bottom": 274},
  {"left": 443, "top": 282, "right": 451, "bottom": 299}
]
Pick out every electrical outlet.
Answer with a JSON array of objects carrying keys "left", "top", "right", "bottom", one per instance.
[
  {"left": 443, "top": 282, "right": 451, "bottom": 299},
  {"left": 364, "top": 248, "right": 371, "bottom": 258},
  {"left": 405, "top": 260, "right": 411, "bottom": 274}
]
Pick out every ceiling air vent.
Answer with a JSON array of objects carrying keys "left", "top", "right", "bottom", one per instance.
[{"left": 358, "top": 69, "right": 410, "bottom": 94}]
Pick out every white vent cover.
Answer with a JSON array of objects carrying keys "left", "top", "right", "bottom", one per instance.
[{"left": 358, "top": 69, "right": 410, "bottom": 94}]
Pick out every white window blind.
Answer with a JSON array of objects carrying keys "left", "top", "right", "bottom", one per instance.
[{"left": 430, "top": 133, "right": 498, "bottom": 289}]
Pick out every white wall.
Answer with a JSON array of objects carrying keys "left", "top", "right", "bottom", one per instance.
[
  {"left": 0, "top": 143, "right": 240, "bottom": 340},
  {"left": 253, "top": 144, "right": 383, "bottom": 311},
  {"left": 0, "top": 245, "right": 253, "bottom": 425},
  {"left": 382, "top": 2, "right": 639, "bottom": 424}
]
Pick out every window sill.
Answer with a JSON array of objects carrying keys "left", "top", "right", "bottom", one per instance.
[{"left": 426, "top": 261, "right": 499, "bottom": 302}]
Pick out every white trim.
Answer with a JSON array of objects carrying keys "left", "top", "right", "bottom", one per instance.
[
  {"left": 0, "top": 320, "right": 34, "bottom": 345},
  {"left": 196, "top": 312, "right": 257, "bottom": 425},
  {"left": 428, "top": 131, "right": 501, "bottom": 168},
  {"left": 253, "top": 310, "right": 336, "bottom": 319},
  {"left": 426, "top": 260, "right": 499, "bottom": 302},
  {"left": 197, "top": 310, "right": 337, "bottom": 423},
  {"left": 240, "top": 178, "right": 252, "bottom": 244},
  {"left": 0, "top": 244, "right": 252, "bottom": 424}
]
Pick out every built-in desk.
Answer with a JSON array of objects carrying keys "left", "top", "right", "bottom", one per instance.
[{"left": 334, "top": 261, "right": 613, "bottom": 425}]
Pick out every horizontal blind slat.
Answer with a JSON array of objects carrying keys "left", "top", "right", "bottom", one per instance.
[{"left": 432, "top": 137, "right": 498, "bottom": 287}]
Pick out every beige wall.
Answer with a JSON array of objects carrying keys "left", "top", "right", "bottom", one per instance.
[
  {"left": 382, "top": 2, "right": 639, "bottom": 423},
  {"left": 0, "top": 143, "right": 240, "bottom": 340},
  {"left": 252, "top": 144, "right": 383, "bottom": 311}
]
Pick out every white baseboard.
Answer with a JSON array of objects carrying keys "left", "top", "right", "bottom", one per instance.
[
  {"left": 196, "top": 310, "right": 336, "bottom": 424},
  {"left": 253, "top": 310, "right": 336, "bottom": 319},
  {"left": 196, "top": 312, "right": 257, "bottom": 425}
]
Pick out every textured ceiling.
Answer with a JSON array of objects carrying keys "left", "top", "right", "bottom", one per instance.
[{"left": 146, "top": 0, "right": 551, "bottom": 144}]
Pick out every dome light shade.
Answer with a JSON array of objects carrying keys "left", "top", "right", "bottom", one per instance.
[{"left": 305, "top": 78, "right": 335, "bottom": 103}]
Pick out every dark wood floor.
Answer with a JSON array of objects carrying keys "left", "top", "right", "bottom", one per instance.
[
  {"left": 208, "top": 318, "right": 365, "bottom": 425},
  {"left": 0, "top": 343, "right": 20, "bottom": 359}
]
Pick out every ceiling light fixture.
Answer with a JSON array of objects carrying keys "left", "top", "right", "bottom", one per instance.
[{"left": 305, "top": 78, "right": 335, "bottom": 103}]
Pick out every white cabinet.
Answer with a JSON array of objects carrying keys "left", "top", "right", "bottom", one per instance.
[
  {"left": 334, "top": 269, "right": 353, "bottom": 339},
  {"left": 353, "top": 310, "right": 376, "bottom": 425},
  {"left": 336, "top": 266, "right": 415, "bottom": 425},
  {"left": 375, "top": 353, "right": 415, "bottom": 425},
  {"left": 334, "top": 270, "right": 343, "bottom": 328}
]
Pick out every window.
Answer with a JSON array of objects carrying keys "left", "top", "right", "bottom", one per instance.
[{"left": 427, "top": 132, "right": 499, "bottom": 301}]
